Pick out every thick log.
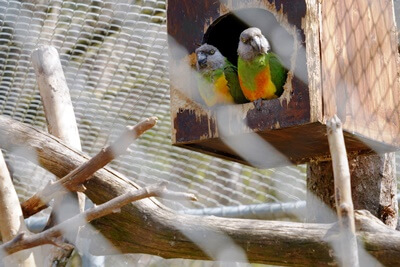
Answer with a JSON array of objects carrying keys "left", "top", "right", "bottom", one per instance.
[{"left": 0, "top": 115, "right": 400, "bottom": 266}]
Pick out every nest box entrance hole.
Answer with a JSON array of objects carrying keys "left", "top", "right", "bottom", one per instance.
[{"left": 203, "top": 8, "right": 297, "bottom": 84}]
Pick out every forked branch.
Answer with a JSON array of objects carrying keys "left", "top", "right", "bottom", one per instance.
[{"left": 21, "top": 116, "right": 158, "bottom": 218}]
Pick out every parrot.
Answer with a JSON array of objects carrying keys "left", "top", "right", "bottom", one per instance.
[
  {"left": 195, "top": 43, "right": 247, "bottom": 107},
  {"left": 237, "top": 27, "right": 287, "bottom": 109}
]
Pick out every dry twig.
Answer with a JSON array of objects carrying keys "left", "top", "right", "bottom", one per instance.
[
  {"left": 1, "top": 182, "right": 196, "bottom": 256},
  {"left": 21, "top": 116, "right": 158, "bottom": 218}
]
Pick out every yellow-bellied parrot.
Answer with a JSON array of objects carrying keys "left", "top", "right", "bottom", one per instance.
[
  {"left": 195, "top": 44, "right": 247, "bottom": 107},
  {"left": 237, "top": 27, "right": 287, "bottom": 108}
]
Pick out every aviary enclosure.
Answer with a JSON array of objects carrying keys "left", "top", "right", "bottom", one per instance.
[{"left": 0, "top": 0, "right": 399, "bottom": 266}]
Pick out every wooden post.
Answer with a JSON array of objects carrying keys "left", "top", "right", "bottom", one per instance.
[
  {"left": 326, "top": 115, "right": 359, "bottom": 267},
  {"left": 31, "top": 46, "right": 84, "bottom": 265},
  {"left": 307, "top": 154, "right": 398, "bottom": 228},
  {"left": 0, "top": 150, "right": 36, "bottom": 266}
]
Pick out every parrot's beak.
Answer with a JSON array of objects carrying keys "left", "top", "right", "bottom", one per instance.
[
  {"left": 251, "top": 36, "right": 262, "bottom": 53},
  {"left": 197, "top": 53, "right": 207, "bottom": 68}
]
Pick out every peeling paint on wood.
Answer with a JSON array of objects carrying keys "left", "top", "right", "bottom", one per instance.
[{"left": 174, "top": 109, "right": 216, "bottom": 143}]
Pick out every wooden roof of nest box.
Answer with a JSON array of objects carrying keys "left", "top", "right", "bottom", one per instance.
[{"left": 167, "top": 0, "right": 400, "bottom": 168}]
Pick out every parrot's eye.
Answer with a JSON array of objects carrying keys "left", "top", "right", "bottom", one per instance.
[
  {"left": 241, "top": 37, "right": 248, "bottom": 44},
  {"left": 209, "top": 49, "right": 215, "bottom": 55}
]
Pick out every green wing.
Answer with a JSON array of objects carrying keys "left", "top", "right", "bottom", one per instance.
[
  {"left": 268, "top": 53, "right": 288, "bottom": 97},
  {"left": 223, "top": 60, "right": 248, "bottom": 104}
]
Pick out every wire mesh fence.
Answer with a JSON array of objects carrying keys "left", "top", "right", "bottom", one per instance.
[
  {"left": 0, "top": 0, "right": 308, "bottom": 211},
  {"left": 0, "top": 0, "right": 399, "bottom": 266}
]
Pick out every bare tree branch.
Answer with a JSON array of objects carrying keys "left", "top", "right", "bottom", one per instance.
[
  {"left": 32, "top": 45, "right": 86, "bottom": 264},
  {"left": 21, "top": 116, "right": 158, "bottom": 218},
  {"left": 327, "top": 115, "right": 359, "bottom": 267},
  {"left": 31, "top": 45, "right": 82, "bottom": 151},
  {"left": 0, "top": 150, "right": 36, "bottom": 266},
  {"left": 1, "top": 182, "right": 196, "bottom": 256}
]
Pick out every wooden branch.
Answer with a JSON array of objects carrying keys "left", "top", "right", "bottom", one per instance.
[
  {"left": 32, "top": 45, "right": 85, "bottom": 211},
  {"left": 0, "top": 151, "right": 27, "bottom": 242},
  {"left": 0, "top": 182, "right": 195, "bottom": 256},
  {"left": 32, "top": 45, "right": 85, "bottom": 263},
  {"left": 31, "top": 45, "right": 81, "bottom": 149},
  {"left": 0, "top": 150, "right": 36, "bottom": 266},
  {"left": 1, "top": 116, "right": 400, "bottom": 266},
  {"left": 327, "top": 115, "right": 359, "bottom": 267},
  {"left": 21, "top": 116, "right": 158, "bottom": 218}
]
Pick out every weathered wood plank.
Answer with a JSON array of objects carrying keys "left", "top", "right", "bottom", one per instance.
[{"left": 320, "top": 0, "right": 400, "bottom": 146}]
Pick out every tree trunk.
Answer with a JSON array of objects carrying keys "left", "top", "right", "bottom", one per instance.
[{"left": 307, "top": 153, "right": 398, "bottom": 229}]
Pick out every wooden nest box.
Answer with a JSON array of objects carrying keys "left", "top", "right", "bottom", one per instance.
[{"left": 167, "top": 0, "right": 400, "bottom": 168}]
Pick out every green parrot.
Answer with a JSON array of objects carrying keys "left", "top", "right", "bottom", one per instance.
[
  {"left": 237, "top": 27, "right": 287, "bottom": 108},
  {"left": 195, "top": 44, "right": 247, "bottom": 107}
]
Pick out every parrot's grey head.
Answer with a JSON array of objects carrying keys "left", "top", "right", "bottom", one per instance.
[
  {"left": 238, "top": 27, "right": 271, "bottom": 61},
  {"left": 195, "top": 44, "right": 226, "bottom": 72}
]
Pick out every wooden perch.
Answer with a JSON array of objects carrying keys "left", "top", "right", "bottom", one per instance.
[
  {"left": 0, "top": 150, "right": 35, "bottom": 266},
  {"left": 21, "top": 116, "right": 158, "bottom": 218},
  {"left": 1, "top": 182, "right": 196, "bottom": 256},
  {"left": 31, "top": 46, "right": 81, "bottom": 151},
  {"left": 32, "top": 45, "right": 85, "bottom": 213},
  {"left": 0, "top": 115, "right": 400, "bottom": 266},
  {"left": 326, "top": 115, "right": 359, "bottom": 266},
  {"left": 32, "top": 45, "right": 85, "bottom": 264}
]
